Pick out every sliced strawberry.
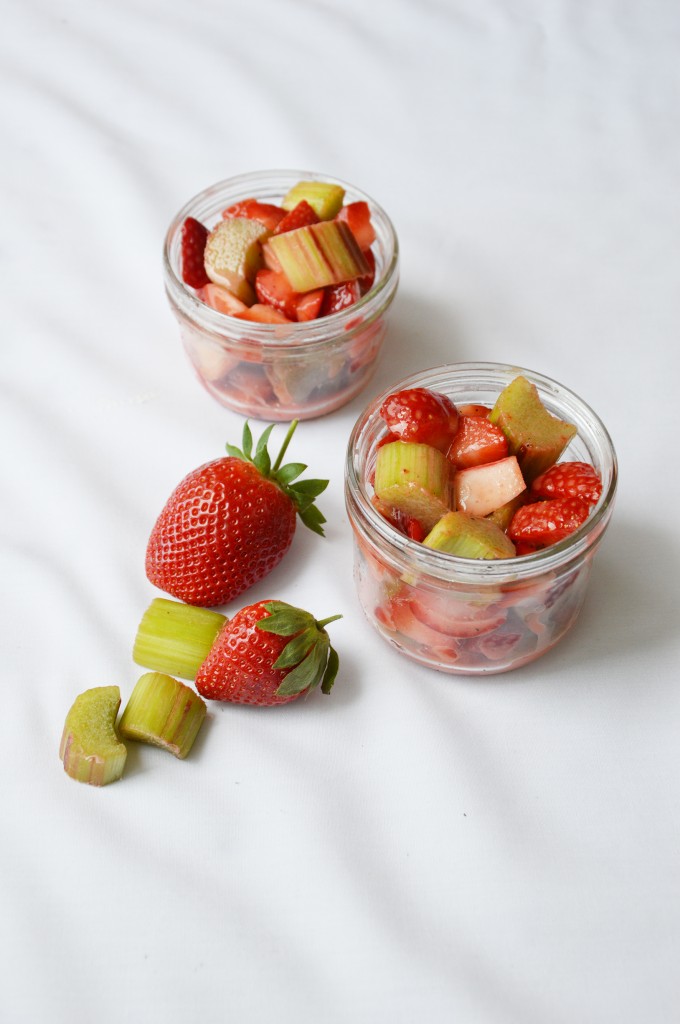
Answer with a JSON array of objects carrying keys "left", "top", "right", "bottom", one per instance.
[
  {"left": 197, "top": 283, "right": 249, "bottom": 317},
  {"left": 321, "top": 280, "right": 361, "bottom": 317},
  {"left": 379, "top": 387, "right": 460, "bottom": 452},
  {"left": 234, "top": 303, "right": 293, "bottom": 324},
  {"left": 273, "top": 200, "right": 320, "bottom": 235},
  {"left": 295, "top": 289, "right": 325, "bottom": 322},
  {"left": 408, "top": 590, "right": 506, "bottom": 639},
  {"left": 509, "top": 496, "right": 592, "bottom": 549},
  {"left": 530, "top": 461, "right": 602, "bottom": 506},
  {"left": 222, "top": 199, "right": 285, "bottom": 232},
  {"left": 447, "top": 415, "right": 509, "bottom": 469},
  {"left": 225, "top": 363, "right": 274, "bottom": 404},
  {"left": 254, "top": 268, "right": 298, "bottom": 319},
  {"left": 180, "top": 217, "right": 210, "bottom": 288},
  {"left": 458, "top": 403, "right": 491, "bottom": 418},
  {"left": 336, "top": 201, "right": 376, "bottom": 251},
  {"left": 261, "top": 241, "right": 282, "bottom": 273}
]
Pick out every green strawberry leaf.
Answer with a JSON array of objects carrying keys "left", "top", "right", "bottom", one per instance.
[
  {"left": 224, "top": 421, "right": 328, "bottom": 536},
  {"left": 255, "top": 603, "right": 342, "bottom": 698},
  {"left": 321, "top": 645, "right": 340, "bottom": 694}
]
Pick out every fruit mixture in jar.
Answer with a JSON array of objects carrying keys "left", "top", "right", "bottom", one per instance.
[
  {"left": 173, "top": 178, "right": 392, "bottom": 419},
  {"left": 353, "top": 375, "right": 606, "bottom": 673}
]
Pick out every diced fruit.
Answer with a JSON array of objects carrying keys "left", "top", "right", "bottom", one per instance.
[
  {"left": 321, "top": 280, "right": 361, "bottom": 316},
  {"left": 336, "top": 201, "right": 376, "bottom": 250},
  {"left": 273, "top": 200, "right": 320, "bottom": 235},
  {"left": 222, "top": 198, "right": 286, "bottom": 232},
  {"left": 458, "top": 404, "right": 491, "bottom": 417},
  {"left": 295, "top": 289, "right": 325, "bottom": 321},
  {"left": 509, "top": 496, "right": 592, "bottom": 548},
  {"left": 454, "top": 455, "right": 526, "bottom": 517},
  {"left": 530, "top": 461, "right": 602, "bottom": 505},
  {"left": 255, "top": 268, "right": 299, "bottom": 319},
  {"left": 59, "top": 686, "right": 127, "bottom": 787},
  {"left": 423, "top": 511, "right": 516, "bottom": 559},
  {"left": 374, "top": 440, "right": 453, "bottom": 532},
  {"left": 447, "top": 415, "right": 509, "bottom": 468},
  {"left": 188, "top": 336, "right": 240, "bottom": 382},
  {"left": 266, "top": 221, "right": 370, "bottom": 293},
  {"left": 146, "top": 420, "right": 328, "bottom": 607},
  {"left": 489, "top": 376, "right": 577, "bottom": 483},
  {"left": 197, "top": 283, "right": 249, "bottom": 317},
  {"left": 133, "top": 598, "right": 227, "bottom": 680},
  {"left": 281, "top": 181, "right": 345, "bottom": 220},
  {"left": 119, "top": 672, "right": 207, "bottom": 759},
  {"left": 180, "top": 217, "right": 210, "bottom": 289},
  {"left": 357, "top": 248, "right": 376, "bottom": 294},
  {"left": 409, "top": 589, "right": 507, "bottom": 637},
  {"left": 234, "top": 304, "right": 292, "bottom": 324},
  {"left": 380, "top": 388, "right": 460, "bottom": 452},
  {"left": 195, "top": 600, "right": 341, "bottom": 706},
  {"left": 203, "top": 218, "right": 271, "bottom": 303},
  {"left": 486, "top": 492, "right": 527, "bottom": 532}
]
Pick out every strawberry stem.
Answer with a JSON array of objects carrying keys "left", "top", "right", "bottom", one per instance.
[
  {"left": 317, "top": 614, "right": 343, "bottom": 629},
  {"left": 272, "top": 419, "right": 299, "bottom": 472}
]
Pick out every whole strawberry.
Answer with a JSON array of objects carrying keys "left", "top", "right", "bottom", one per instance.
[
  {"left": 195, "top": 600, "right": 341, "bottom": 706},
  {"left": 146, "top": 421, "right": 327, "bottom": 607}
]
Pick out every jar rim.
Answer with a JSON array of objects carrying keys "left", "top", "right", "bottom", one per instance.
[
  {"left": 162, "top": 169, "right": 400, "bottom": 352},
  {"left": 345, "top": 361, "right": 618, "bottom": 586}
]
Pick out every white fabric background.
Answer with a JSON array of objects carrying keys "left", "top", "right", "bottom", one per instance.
[{"left": 3, "top": 1, "right": 679, "bottom": 1021}]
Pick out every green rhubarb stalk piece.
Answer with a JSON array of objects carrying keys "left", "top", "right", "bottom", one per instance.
[
  {"left": 281, "top": 180, "right": 346, "bottom": 220},
  {"left": 203, "top": 217, "right": 271, "bottom": 303},
  {"left": 374, "top": 440, "right": 453, "bottom": 532},
  {"left": 423, "top": 511, "right": 516, "bottom": 559},
  {"left": 133, "top": 598, "right": 226, "bottom": 680},
  {"left": 486, "top": 492, "right": 526, "bottom": 532},
  {"left": 488, "top": 375, "right": 577, "bottom": 484},
  {"left": 266, "top": 220, "right": 370, "bottom": 293},
  {"left": 59, "top": 686, "right": 127, "bottom": 786},
  {"left": 119, "top": 672, "right": 207, "bottom": 759}
]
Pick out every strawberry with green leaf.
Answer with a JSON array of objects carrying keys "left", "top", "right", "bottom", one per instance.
[
  {"left": 195, "top": 600, "right": 341, "bottom": 705},
  {"left": 146, "top": 421, "right": 327, "bottom": 608}
]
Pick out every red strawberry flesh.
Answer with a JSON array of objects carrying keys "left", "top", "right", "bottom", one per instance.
[{"left": 180, "top": 217, "right": 210, "bottom": 288}]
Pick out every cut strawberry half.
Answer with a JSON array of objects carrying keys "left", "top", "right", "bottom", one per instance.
[
  {"left": 234, "top": 303, "right": 292, "bottom": 324},
  {"left": 509, "top": 496, "right": 592, "bottom": 548},
  {"left": 530, "top": 461, "right": 603, "bottom": 506},
  {"left": 197, "top": 283, "right": 249, "bottom": 317},
  {"left": 380, "top": 388, "right": 460, "bottom": 453},
  {"left": 336, "top": 201, "right": 376, "bottom": 251},
  {"left": 321, "top": 280, "right": 361, "bottom": 316},
  {"left": 273, "top": 199, "right": 320, "bottom": 235},
  {"left": 295, "top": 289, "right": 325, "bottom": 322},
  {"left": 180, "top": 217, "right": 210, "bottom": 288},
  {"left": 254, "top": 268, "right": 299, "bottom": 319},
  {"left": 447, "top": 415, "right": 510, "bottom": 469},
  {"left": 222, "top": 198, "right": 286, "bottom": 232}
]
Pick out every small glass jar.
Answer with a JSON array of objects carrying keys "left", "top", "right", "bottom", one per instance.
[
  {"left": 345, "top": 362, "right": 618, "bottom": 675},
  {"left": 163, "top": 170, "right": 399, "bottom": 421}
]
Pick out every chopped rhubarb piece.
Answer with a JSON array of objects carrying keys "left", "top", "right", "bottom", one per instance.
[
  {"left": 203, "top": 217, "right": 271, "bottom": 304},
  {"left": 336, "top": 201, "right": 376, "bottom": 251},
  {"left": 453, "top": 455, "right": 526, "bottom": 518},
  {"left": 273, "top": 200, "right": 320, "bottom": 235},
  {"left": 222, "top": 198, "right": 286, "bottom": 232},
  {"left": 489, "top": 376, "right": 577, "bottom": 483},
  {"left": 295, "top": 289, "right": 325, "bottom": 321},
  {"left": 321, "top": 280, "right": 361, "bottom": 316},
  {"left": 267, "top": 220, "right": 370, "bottom": 292},
  {"left": 423, "top": 511, "right": 516, "bottom": 560},
  {"left": 197, "top": 283, "right": 249, "bottom": 316},
  {"left": 357, "top": 248, "right": 376, "bottom": 294},
  {"left": 281, "top": 180, "right": 345, "bottom": 220}
]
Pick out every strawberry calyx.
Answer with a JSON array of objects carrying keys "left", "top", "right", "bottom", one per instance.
[
  {"left": 225, "top": 420, "right": 328, "bottom": 535},
  {"left": 256, "top": 601, "right": 342, "bottom": 696}
]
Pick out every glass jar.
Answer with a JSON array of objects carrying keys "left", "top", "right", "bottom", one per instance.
[
  {"left": 163, "top": 170, "right": 399, "bottom": 421},
  {"left": 345, "top": 363, "right": 618, "bottom": 675}
]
